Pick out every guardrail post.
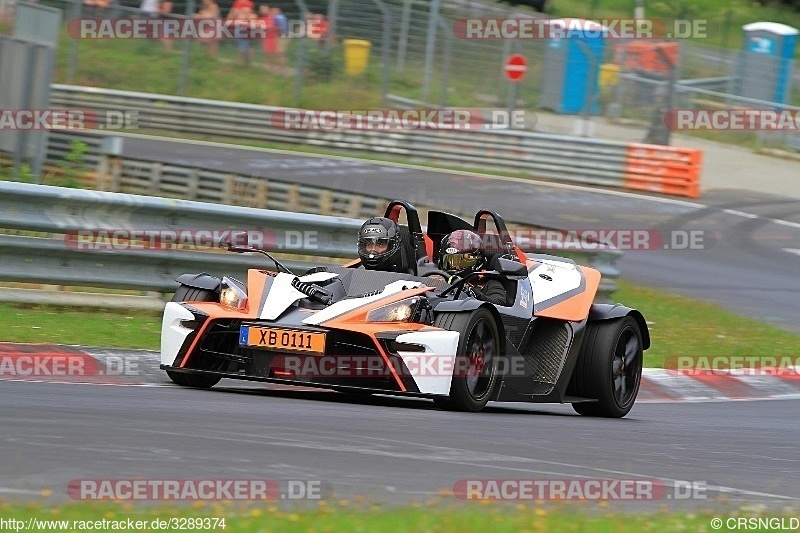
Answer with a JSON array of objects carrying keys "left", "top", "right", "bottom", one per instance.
[
  {"left": 150, "top": 163, "right": 163, "bottom": 196},
  {"left": 187, "top": 169, "right": 200, "bottom": 200},
  {"left": 589, "top": 250, "right": 621, "bottom": 303},
  {"left": 319, "top": 190, "right": 333, "bottom": 215},
  {"left": 287, "top": 185, "right": 300, "bottom": 211},
  {"left": 223, "top": 175, "right": 235, "bottom": 205},
  {"left": 109, "top": 157, "right": 122, "bottom": 192},
  {"left": 256, "top": 180, "right": 269, "bottom": 208},
  {"left": 347, "top": 196, "right": 362, "bottom": 219},
  {"left": 97, "top": 155, "right": 110, "bottom": 191}
]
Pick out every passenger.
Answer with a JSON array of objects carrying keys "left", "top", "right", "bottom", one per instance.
[{"left": 439, "top": 230, "right": 507, "bottom": 306}]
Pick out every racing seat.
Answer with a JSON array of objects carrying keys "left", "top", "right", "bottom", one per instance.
[
  {"left": 486, "top": 253, "right": 518, "bottom": 307},
  {"left": 395, "top": 225, "right": 418, "bottom": 276},
  {"left": 383, "top": 200, "right": 424, "bottom": 276}
]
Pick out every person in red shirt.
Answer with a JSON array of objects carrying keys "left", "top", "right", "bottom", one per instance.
[{"left": 258, "top": 4, "right": 279, "bottom": 68}]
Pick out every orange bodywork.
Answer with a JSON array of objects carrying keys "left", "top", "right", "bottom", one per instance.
[
  {"left": 177, "top": 271, "right": 440, "bottom": 392},
  {"left": 531, "top": 263, "right": 601, "bottom": 322}
]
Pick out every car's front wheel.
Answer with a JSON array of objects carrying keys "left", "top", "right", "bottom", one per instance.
[
  {"left": 171, "top": 285, "right": 217, "bottom": 303},
  {"left": 571, "top": 316, "right": 643, "bottom": 418},
  {"left": 166, "top": 284, "right": 221, "bottom": 389},
  {"left": 433, "top": 308, "right": 501, "bottom": 412}
]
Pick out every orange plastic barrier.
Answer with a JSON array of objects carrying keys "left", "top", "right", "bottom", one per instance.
[
  {"left": 614, "top": 42, "right": 680, "bottom": 74},
  {"left": 623, "top": 143, "right": 702, "bottom": 198}
]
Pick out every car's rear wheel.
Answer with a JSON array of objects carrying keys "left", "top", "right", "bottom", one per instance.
[
  {"left": 571, "top": 317, "right": 643, "bottom": 418},
  {"left": 166, "top": 284, "right": 221, "bottom": 389},
  {"left": 433, "top": 308, "right": 501, "bottom": 412}
]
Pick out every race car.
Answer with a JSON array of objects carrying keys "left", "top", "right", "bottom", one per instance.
[{"left": 160, "top": 201, "right": 649, "bottom": 416}]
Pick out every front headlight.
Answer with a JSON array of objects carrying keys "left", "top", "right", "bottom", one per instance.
[
  {"left": 366, "top": 297, "right": 427, "bottom": 323},
  {"left": 219, "top": 276, "right": 248, "bottom": 310}
]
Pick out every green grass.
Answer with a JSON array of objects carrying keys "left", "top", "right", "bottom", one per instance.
[
  {"left": 615, "top": 280, "right": 800, "bottom": 368},
  {"left": 43, "top": 1, "right": 800, "bottom": 109},
  {"left": 0, "top": 499, "right": 795, "bottom": 532},
  {"left": 2, "top": 281, "right": 799, "bottom": 367},
  {"left": 0, "top": 303, "right": 161, "bottom": 349},
  {"left": 53, "top": 34, "right": 387, "bottom": 109}
]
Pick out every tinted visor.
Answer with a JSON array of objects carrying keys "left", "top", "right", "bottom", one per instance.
[
  {"left": 442, "top": 252, "right": 481, "bottom": 271},
  {"left": 358, "top": 237, "right": 391, "bottom": 248}
]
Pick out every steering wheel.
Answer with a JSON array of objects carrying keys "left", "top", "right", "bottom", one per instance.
[{"left": 421, "top": 270, "right": 451, "bottom": 282}]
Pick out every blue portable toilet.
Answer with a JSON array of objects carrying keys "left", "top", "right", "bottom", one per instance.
[
  {"left": 540, "top": 18, "right": 606, "bottom": 114},
  {"left": 736, "top": 22, "right": 798, "bottom": 104}
]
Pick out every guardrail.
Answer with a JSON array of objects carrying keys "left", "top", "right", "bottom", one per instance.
[
  {"left": 0, "top": 182, "right": 620, "bottom": 302},
  {"left": 49, "top": 84, "right": 703, "bottom": 198}
]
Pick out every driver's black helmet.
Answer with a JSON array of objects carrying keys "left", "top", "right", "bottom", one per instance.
[
  {"left": 438, "top": 229, "right": 484, "bottom": 274},
  {"left": 357, "top": 217, "right": 402, "bottom": 271}
]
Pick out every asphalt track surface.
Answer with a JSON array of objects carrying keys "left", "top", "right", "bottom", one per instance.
[
  {"left": 4, "top": 136, "right": 799, "bottom": 511},
  {"left": 2, "top": 378, "right": 799, "bottom": 507},
  {"left": 121, "top": 135, "right": 800, "bottom": 334}
]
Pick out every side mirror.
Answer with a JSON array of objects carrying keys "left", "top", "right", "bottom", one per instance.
[
  {"left": 495, "top": 258, "right": 528, "bottom": 279},
  {"left": 221, "top": 231, "right": 258, "bottom": 253}
]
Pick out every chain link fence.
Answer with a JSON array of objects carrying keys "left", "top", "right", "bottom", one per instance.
[{"left": 2, "top": 0, "right": 799, "bottom": 151}]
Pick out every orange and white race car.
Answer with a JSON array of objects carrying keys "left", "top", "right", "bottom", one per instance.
[{"left": 160, "top": 201, "right": 649, "bottom": 416}]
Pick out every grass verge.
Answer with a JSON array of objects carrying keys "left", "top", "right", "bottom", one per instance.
[
  {"left": 615, "top": 280, "right": 800, "bottom": 368},
  {"left": 0, "top": 500, "right": 794, "bottom": 532},
  {"left": 2, "top": 280, "right": 799, "bottom": 368},
  {"left": 0, "top": 303, "right": 161, "bottom": 350}
]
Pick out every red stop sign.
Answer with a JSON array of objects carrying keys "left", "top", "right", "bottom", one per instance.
[{"left": 505, "top": 54, "right": 527, "bottom": 81}]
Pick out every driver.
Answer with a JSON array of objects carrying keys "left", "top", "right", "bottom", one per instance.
[
  {"left": 357, "top": 217, "right": 404, "bottom": 272},
  {"left": 439, "top": 230, "right": 507, "bottom": 306}
]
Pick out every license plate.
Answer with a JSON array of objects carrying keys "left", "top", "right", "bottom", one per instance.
[{"left": 240, "top": 326, "right": 326, "bottom": 354}]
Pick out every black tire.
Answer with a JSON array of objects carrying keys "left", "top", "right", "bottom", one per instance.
[
  {"left": 167, "top": 284, "right": 221, "bottom": 388},
  {"left": 433, "top": 308, "right": 501, "bottom": 412},
  {"left": 166, "top": 370, "right": 222, "bottom": 388},
  {"left": 171, "top": 285, "right": 217, "bottom": 303},
  {"left": 571, "top": 316, "right": 643, "bottom": 418}
]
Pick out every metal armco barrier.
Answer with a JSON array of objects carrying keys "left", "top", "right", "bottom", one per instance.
[
  {"left": 0, "top": 181, "right": 362, "bottom": 259},
  {"left": 49, "top": 84, "right": 703, "bottom": 198},
  {"left": 0, "top": 182, "right": 621, "bottom": 301}
]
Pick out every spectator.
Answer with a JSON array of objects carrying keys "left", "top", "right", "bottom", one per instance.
[
  {"left": 258, "top": 4, "right": 279, "bottom": 69},
  {"left": 158, "top": 0, "right": 174, "bottom": 50},
  {"left": 271, "top": 7, "right": 288, "bottom": 70},
  {"left": 83, "top": 0, "right": 98, "bottom": 17},
  {"left": 140, "top": 0, "right": 158, "bottom": 17},
  {"left": 227, "top": 0, "right": 257, "bottom": 66},
  {"left": 307, "top": 13, "right": 328, "bottom": 43},
  {"left": 194, "top": 0, "right": 220, "bottom": 58}
]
